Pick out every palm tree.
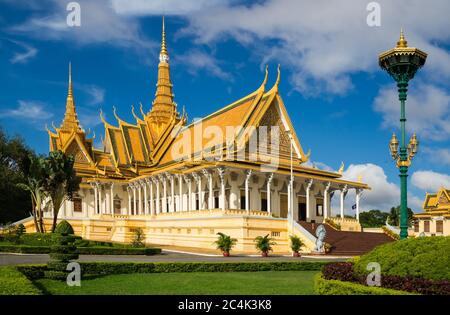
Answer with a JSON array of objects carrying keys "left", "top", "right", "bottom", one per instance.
[
  {"left": 254, "top": 234, "right": 276, "bottom": 257},
  {"left": 42, "top": 151, "right": 81, "bottom": 232},
  {"left": 214, "top": 232, "right": 237, "bottom": 256},
  {"left": 17, "top": 155, "right": 47, "bottom": 232}
]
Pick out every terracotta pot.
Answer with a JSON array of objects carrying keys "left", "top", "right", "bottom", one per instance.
[
  {"left": 293, "top": 251, "right": 300, "bottom": 257},
  {"left": 222, "top": 251, "right": 230, "bottom": 257},
  {"left": 261, "top": 251, "right": 269, "bottom": 257}
]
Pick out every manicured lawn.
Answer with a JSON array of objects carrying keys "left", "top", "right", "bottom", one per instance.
[{"left": 35, "top": 271, "right": 318, "bottom": 295}]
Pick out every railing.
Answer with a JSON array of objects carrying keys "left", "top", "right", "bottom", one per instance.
[
  {"left": 292, "top": 221, "right": 317, "bottom": 244},
  {"left": 107, "top": 209, "right": 273, "bottom": 219},
  {"left": 384, "top": 219, "right": 400, "bottom": 235}
]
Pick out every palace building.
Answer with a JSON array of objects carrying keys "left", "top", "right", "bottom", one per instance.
[
  {"left": 414, "top": 187, "right": 450, "bottom": 236},
  {"left": 24, "top": 18, "right": 377, "bottom": 253}
]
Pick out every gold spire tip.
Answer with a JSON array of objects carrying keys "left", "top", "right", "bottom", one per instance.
[{"left": 397, "top": 28, "right": 408, "bottom": 48}]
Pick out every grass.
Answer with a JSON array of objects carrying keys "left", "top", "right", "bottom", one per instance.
[{"left": 35, "top": 271, "right": 318, "bottom": 295}]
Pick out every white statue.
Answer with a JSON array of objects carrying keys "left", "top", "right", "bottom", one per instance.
[{"left": 315, "top": 224, "right": 327, "bottom": 253}]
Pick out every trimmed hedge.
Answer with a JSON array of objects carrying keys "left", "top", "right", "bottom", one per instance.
[
  {"left": 0, "top": 244, "right": 161, "bottom": 255},
  {"left": 314, "top": 273, "right": 412, "bottom": 295},
  {"left": 0, "top": 244, "right": 51, "bottom": 253},
  {"left": 76, "top": 246, "right": 161, "bottom": 255},
  {"left": 18, "top": 261, "right": 328, "bottom": 280},
  {"left": 354, "top": 236, "right": 450, "bottom": 281},
  {"left": 0, "top": 266, "right": 41, "bottom": 295}
]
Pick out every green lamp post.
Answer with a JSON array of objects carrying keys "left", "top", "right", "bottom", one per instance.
[{"left": 379, "top": 30, "right": 427, "bottom": 239}]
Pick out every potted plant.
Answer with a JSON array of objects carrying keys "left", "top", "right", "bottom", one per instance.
[
  {"left": 289, "top": 235, "right": 304, "bottom": 257},
  {"left": 254, "top": 234, "right": 276, "bottom": 257},
  {"left": 214, "top": 232, "right": 237, "bottom": 257}
]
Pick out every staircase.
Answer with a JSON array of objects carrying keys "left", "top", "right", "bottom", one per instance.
[{"left": 298, "top": 221, "right": 394, "bottom": 256}]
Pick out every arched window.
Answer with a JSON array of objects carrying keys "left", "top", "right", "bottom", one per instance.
[
  {"left": 113, "top": 194, "right": 122, "bottom": 214},
  {"left": 73, "top": 195, "right": 82, "bottom": 213}
]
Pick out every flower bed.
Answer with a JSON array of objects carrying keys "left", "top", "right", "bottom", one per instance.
[{"left": 318, "top": 261, "right": 449, "bottom": 295}]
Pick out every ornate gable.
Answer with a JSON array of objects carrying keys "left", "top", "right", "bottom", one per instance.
[{"left": 66, "top": 139, "right": 90, "bottom": 164}]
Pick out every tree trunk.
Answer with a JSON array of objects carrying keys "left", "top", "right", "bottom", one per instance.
[
  {"left": 31, "top": 197, "right": 40, "bottom": 233},
  {"left": 51, "top": 213, "right": 58, "bottom": 233}
]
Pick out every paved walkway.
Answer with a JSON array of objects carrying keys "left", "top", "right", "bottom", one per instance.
[{"left": 0, "top": 250, "right": 348, "bottom": 266}]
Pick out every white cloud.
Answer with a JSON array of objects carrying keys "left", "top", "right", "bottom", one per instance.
[
  {"left": 110, "top": 0, "right": 222, "bottom": 16},
  {"left": 175, "top": 49, "right": 232, "bottom": 80},
  {"left": 423, "top": 147, "right": 450, "bottom": 166},
  {"left": 411, "top": 170, "right": 450, "bottom": 192},
  {"left": 342, "top": 163, "right": 399, "bottom": 211},
  {"left": 0, "top": 100, "right": 53, "bottom": 121},
  {"left": 8, "top": 40, "right": 38, "bottom": 64},
  {"left": 77, "top": 84, "right": 105, "bottom": 105},
  {"left": 374, "top": 83, "right": 450, "bottom": 141},
  {"left": 9, "top": 0, "right": 156, "bottom": 52},
  {"left": 171, "top": 0, "right": 450, "bottom": 96}
]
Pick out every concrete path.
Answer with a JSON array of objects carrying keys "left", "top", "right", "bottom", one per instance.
[{"left": 0, "top": 250, "right": 349, "bottom": 266}]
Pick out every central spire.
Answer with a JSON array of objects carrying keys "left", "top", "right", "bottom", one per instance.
[
  {"left": 61, "top": 62, "right": 81, "bottom": 132},
  {"left": 147, "top": 17, "right": 179, "bottom": 138}
]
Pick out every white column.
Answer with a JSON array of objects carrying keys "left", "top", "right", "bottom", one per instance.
[
  {"left": 110, "top": 183, "right": 114, "bottom": 215},
  {"left": 267, "top": 173, "right": 273, "bottom": 214},
  {"left": 218, "top": 168, "right": 226, "bottom": 211},
  {"left": 137, "top": 182, "right": 142, "bottom": 215},
  {"left": 340, "top": 185, "right": 348, "bottom": 219},
  {"left": 305, "top": 179, "right": 313, "bottom": 222},
  {"left": 91, "top": 183, "right": 99, "bottom": 215},
  {"left": 192, "top": 173, "right": 200, "bottom": 210},
  {"left": 143, "top": 181, "right": 148, "bottom": 215},
  {"left": 169, "top": 175, "right": 175, "bottom": 212},
  {"left": 324, "top": 182, "right": 331, "bottom": 220},
  {"left": 127, "top": 186, "right": 132, "bottom": 215},
  {"left": 355, "top": 188, "right": 362, "bottom": 222},
  {"left": 148, "top": 179, "right": 154, "bottom": 215},
  {"left": 99, "top": 184, "right": 105, "bottom": 214},
  {"left": 245, "top": 170, "right": 252, "bottom": 212},
  {"left": 186, "top": 176, "right": 192, "bottom": 211},
  {"left": 132, "top": 184, "right": 137, "bottom": 215},
  {"left": 203, "top": 170, "right": 213, "bottom": 210},
  {"left": 154, "top": 178, "right": 161, "bottom": 214},
  {"left": 178, "top": 175, "right": 183, "bottom": 212},
  {"left": 159, "top": 174, "right": 167, "bottom": 213}
]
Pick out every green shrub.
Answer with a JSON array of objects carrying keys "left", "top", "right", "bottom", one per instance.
[
  {"left": 0, "top": 266, "right": 41, "bottom": 295},
  {"left": 54, "top": 220, "right": 74, "bottom": 235},
  {"left": 17, "top": 224, "right": 26, "bottom": 237},
  {"left": 19, "top": 233, "right": 57, "bottom": 246},
  {"left": 354, "top": 236, "right": 450, "bottom": 281},
  {"left": 131, "top": 227, "right": 145, "bottom": 248},
  {"left": 314, "top": 273, "right": 412, "bottom": 295}
]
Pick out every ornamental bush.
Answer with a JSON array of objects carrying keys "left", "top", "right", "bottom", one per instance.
[
  {"left": 54, "top": 220, "right": 74, "bottom": 235},
  {"left": 354, "top": 236, "right": 450, "bottom": 281},
  {"left": 45, "top": 226, "right": 78, "bottom": 280}
]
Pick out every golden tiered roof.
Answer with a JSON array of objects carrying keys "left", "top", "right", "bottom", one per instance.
[
  {"left": 415, "top": 187, "right": 450, "bottom": 218},
  {"left": 46, "top": 17, "right": 369, "bottom": 190}
]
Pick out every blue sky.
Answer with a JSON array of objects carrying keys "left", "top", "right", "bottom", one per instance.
[{"left": 0, "top": 0, "right": 449, "bottom": 213}]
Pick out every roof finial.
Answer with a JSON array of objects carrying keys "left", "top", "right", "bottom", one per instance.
[
  {"left": 160, "top": 16, "right": 168, "bottom": 58},
  {"left": 68, "top": 61, "right": 73, "bottom": 97},
  {"left": 268, "top": 64, "right": 281, "bottom": 93},
  {"left": 397, "top": 28, "right": 408, "bottom": 48},
  {"left": 258, "top": 65, "right": 269, "bottom": 92}
]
